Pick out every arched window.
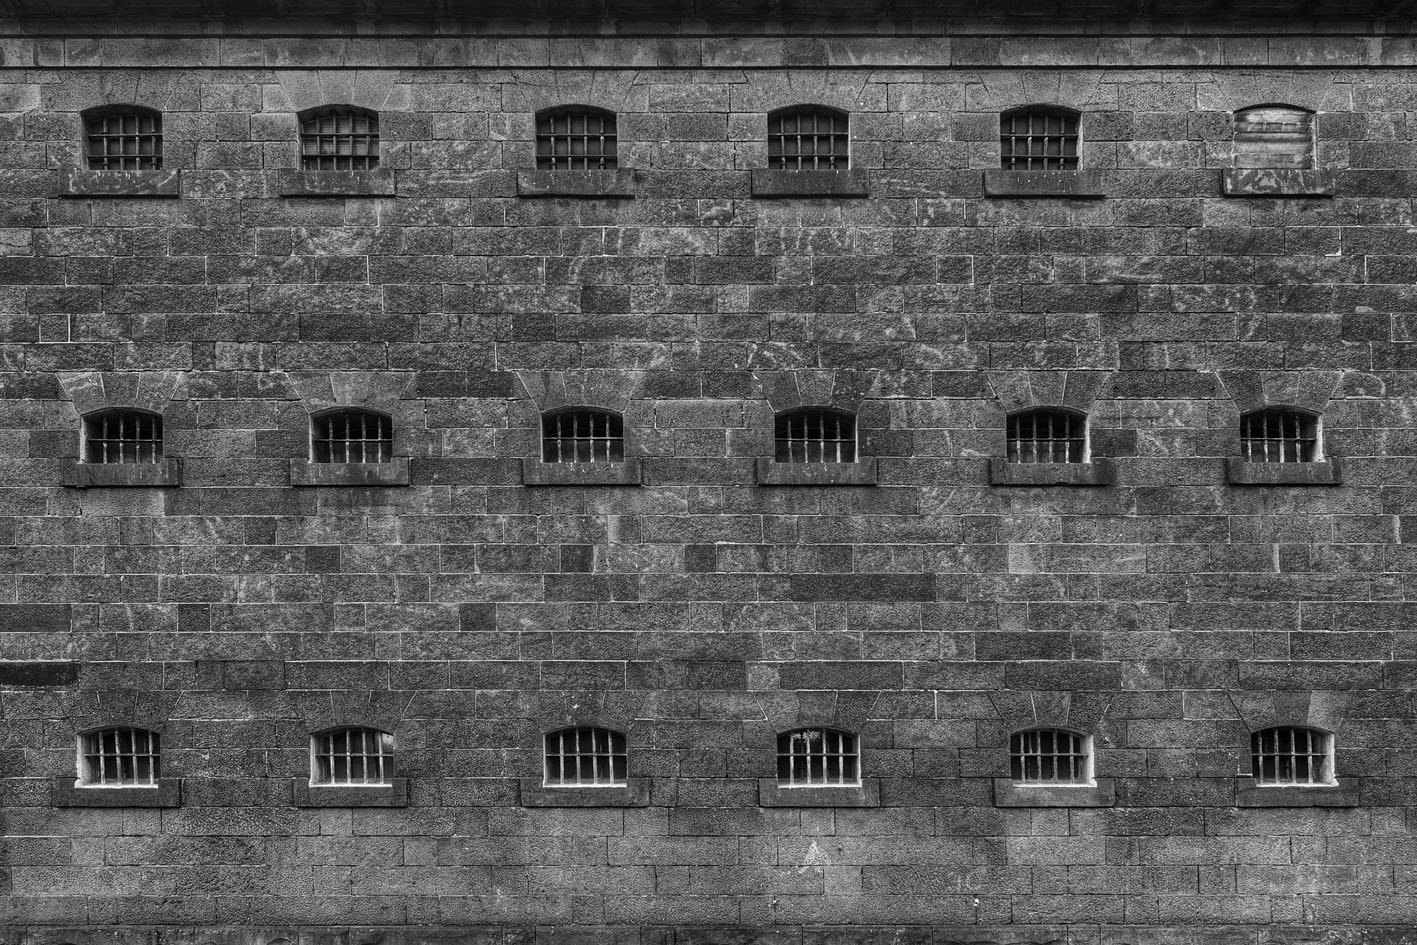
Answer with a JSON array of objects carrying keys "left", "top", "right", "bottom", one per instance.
[
  {"left": 83, "top": 409, "right": 163, "bottom": 464},
  {"left": 768, "top": 106, "right": 849, "bottom": 171},
  {"left": 311, "top": 727, "right": 395, "bottom": 786},
  {"left": 1006, "top": 408, "right": 1086, "bottom": 464},
  {"left": 536, "top": 106, "right": 617, "bottom": 171},
  {"left": 1234, "top": 105, "right": 1314, "bottom": 170},
  {"left": 544, "top": 727, "right": 627, "bottom": 787},
  {"left": 774, "top": 409, "right": 856, "bottom": 464},
  {"left": 312, "top": 409, "right": 394, "bottom": 464},
  {"left": 1239, "top": 407, "right": 1319, "bottom": 463},
  {"left": 1009, "top": 728, "right": 1092, "bottom": 784},
  {"left": 776, "top": 728, "right": 860, "bottom": 787},
  {"left": 79, "top": 727, "right": 161, "bottom": 786},
  {"left": 541, "top": 409, "right": 624, "bottom": 464},
  {"left": 84, "top": 106, "right": 163, "bottom": 171},
  {"left": 1000, "top": 105, "right": 1080, "bottom": 171},
  {"left": 300, "top": 106, "right": 379, "bottom": 171},
  {"left": 1251, "top": 726, "right": 1332, "bottom": 785}
]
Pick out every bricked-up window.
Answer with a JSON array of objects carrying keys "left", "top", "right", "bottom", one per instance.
[
  {"left": 536, "top": 106, "right": 617, "bottom": 171},
  {"left": 1010, "top": 729, "right": 1091, "bottom": 784},
  {"left": 777, "top": 728, "right": 860, "bottom": 787},
  {"left": 544, "top": 727, "right": 628, "bottom": 787},
  {"left": 768, "top": 106, "right": 849, "bottom": 171},
  {"left": 1251, "top": 726, "right": 1332, "bottom": 786},
  {"left": 1240, "top": 408, "right": 1319, "bottom": 463},
  {"left": 1235, "top": 105, "right": 1314, "bottom": 170},
  {"left": 84, "top": 409, "right": 163, "bottom": 464},
  {"left": 80, "top": 727, "right": 160, "bottom": 786},
  {"left": 542, "top": 409, "right": 624, "bottom": 464},
  {"left": 312, "top": 727, "right": 395, "bottom": 786},
  {"left": 1000, "top": 106, "right": 1080, "bottom": 171},
  {"left": 84, "top": 106, "right": 163, "bottom": 171},
  {"left": 300, "top": 106, "right": 379, "bottom": 171},
  {"left": 1007, "top": 408, "right": 1086, "bottom": 464},
  {"left": 775, "top": 409, "right": 857, "bottom": 464},
  {"left": 313, "top": 409, "right": 394, "bottom": 464}
]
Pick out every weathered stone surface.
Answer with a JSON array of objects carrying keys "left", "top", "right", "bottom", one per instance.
[
  {"left": 1222, "top": 168, "right": 1336, "bottom": 197},
  {"left": 58, "top": 167, "right": 181, "bottom": 198},
  {"left": 62, "top": 458, "right": 183, "bottom": 488},
  {"left": 982, "top": 169, "right": 1106, "bottom": 197},
  {"left": 289, "top": 458, "right": 411, "bottom": 486},
  {"left": 276, "top": 168, "right": 396, "bottom": 197},
  {"left": 750, "top": 168, "right": 870, "bottom": 197},
  {"left": 516, "top": 169, "right": 637, "bottom": 198}
]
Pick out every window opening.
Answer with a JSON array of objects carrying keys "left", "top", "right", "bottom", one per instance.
[
  {"left": 768, "top": 107, "right": 849, "bottom": 171},
  {"left": 80, "top": 727, "right": 160, "bottom": 786},
  {"left": 313, "top": 409, "right": 394, "bottom": 464},
  {"left": 84, "top": 410, "right": 163, "bottom": 464},
  {"left": 300, "top": 107, "right": 380, "bottom": 171},
  {"left": 541, "top": 410, "right": 624, "bottom": 464},
  {"left": 1009, "top": 729, "right": 1091, "bottom": 784},
  {"left": 543, "top": 727, "right": 628, "bottom": 787},
  {"left": 1251, "top": 726, "right": 1331, "bottom": 785},
  {"left": 1006, "top": 409, "right": 1086, "bottom": 464},
  {"left": 1000, "top": 107, "right": 1080, "bottom": 171},
  {"left": 776, "top": 728, "right": 860, "bottom": 787},
  {"left": 85, "top": 108, "right": 163, "bottom": 171},
  {"left": 1239, "top": 408, "right": 1318, "bottom": 463},
  {"left": 312, "top": 727, "right": 395, "bottom": 786},
  {"left": 774, "top": 410, "right": 857, "bottom": 464},
  {"left": 1234, "top": 105, "right": 1314, "bottom": 170},
  {"left": 536, "top": 107, "right": 617, "bottom": 171}
]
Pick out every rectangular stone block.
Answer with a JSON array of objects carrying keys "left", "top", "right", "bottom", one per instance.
[
  {"left": 758, "top": 778, "right": 880, "bottom": 807},
  {"left": 988, "top": 458, "right": 1112, "bottom": 487},
  {"left": 276, "top": 168, "right": 396, "bottom": 197},
  {"left": 519, "top": 780, "right": 651, "bottom": 807},
  {"left": 755, "top": 458, "right": 878, "bottom": 486},
  {"left": 993, "top": 778, "right": 1116, "bottom": 808},
  {"left": 1225, "top": 458, "right": 1341, "bottom": 486},
  {"left": 289, "top": 459, "right": 411, "bottom": 487},
  {"left": 788, "top": 574, "right": 936, "bottom": 603},
  {"left": 522, "top": 459, "right": 643, "bottom": 487},
  {"left": 58, "top": 167, "right": 181, "bottom": 198},
  {"left": 516, "top": 170, "right": 637, "bottom": 198},
  {"left": 50, "top": 778, "right": 182, "bottom": 808},
  {"left": 292, "top": 779, "right": 409, "bottom": 808},
  {"left": 63, "top": 459, "right": 183, "bottom": 488},
  {"left": 983, "top": 169, "right": 1105, "bottom": 198},
  {"left": 1221, "top": 169, "right": 1336, "bottom": 197},
  {"left": 0, "top": 661, "right": 77, "bottom": 686},
  {"left": 750, "top": 169, "right": 869, "bottom": 198}
]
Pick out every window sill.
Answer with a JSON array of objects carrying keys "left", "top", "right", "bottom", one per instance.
[
  {"left": 750, "top": 169, "right": 870, "bottom": 198},
  {"left": 993, "top": 778, "right": 1115, "bottom": 808},
  {"left": 522, "top": 458, "right": 643, "bottom": 487},
  {"left": 63, "top": 458, "right": 183, "bottom": 488},
  {"left": 520, "top": 779, "right": 650, "bottom": 807},
  {"left": 59, "top": 167, "right": 181, "bottom": 198},
  {"left": 1236, "top": 780, "right": 1357, "bottom": 807},
  {"left": 755, "top": 458, "right": 878, "bottom": 486},
  {"left": 293, "top": 779, "right": 409, "bottom": 808},
  {"left": 277, "top": 168, "right": 396, "bottom": 197},
  {"left": 988, "top": 458, "right": 1111, "bottom": 487},
  {"left": 1222, "top": 169, "right": 1335, "bottom": 198},
  {"left": 51, "top": 778, "right": 181, "bottom": 808},
  {"left": 1226, "top": 458, "right": 1341, "bottom": 486},
  {"left": 290, "top": 459, "right": 411, "bottom": 487},
  {"left": 758, "top": 778, "right": 880, "bottom": 808},
  {"left": 516, "top": 169, "right": 636, "bottom": 198},
  {"left": 983, "top": 169, "right": 1105, "bottom": 198}
]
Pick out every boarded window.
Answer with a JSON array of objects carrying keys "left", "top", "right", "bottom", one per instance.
[
  {"left": 80, "top": 727, "right": 161, "bottom": 786},
  {"left": 1251, "top": 726, "right": 1331, "bottom": 785},
  {"left": 768, "top": 106, "right": 849, "bottom": 170},
  {"left": 1239, "top": 408, "right": 1319, "bottom": 463},
  {"left": 536, "top": 106, "right": 617, "bottom": 171},
  {"left": 544, "top": 727, "right": 628, "bottom": 786},
  {"left": 84, "top": 410, "right": 163, "bottom": 464},
  {"left": 313, "top": 409, "right": 394, "bottom": 464},
  {"left": 542, "top": 410, "right": 625, "bottom": 463},
  {"left": 1000, "top": 106, "right": 1080, "bottom": 171},
  {"left": 1234, "top": 105, "right": 1313, "bottom": 170},
  {"left": 300, "top": 107, "right": 380, "bottom": 171},
  {"left": 776, "top": 728, "right": 860, "bottom": 787},
  {"left": 1010, "top": 729, "right": 1091, "bottom": 784},
  {"left": 312, "top": 727, "right": 395, "bottom": 785},
  {"left": 84, "top": 107, "right": 163, "bottom": 171},
  {"left": 1007, "top": 408, "right": 1086, "bottom": 464}
]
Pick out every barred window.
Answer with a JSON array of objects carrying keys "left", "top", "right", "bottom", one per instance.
[
  {"left": 542, "top": 409, "right": 624, "bottom": 464},
  {"left": 768, "top": 106, "right": 849, "bottom": 171},
  {"left": 1010, "top": 729, "right": 1091, "bottom": 784},
  {"left": 536, "top": 106, "right": 617, "bottom": 171},
  {"left": 84, "top": 106, "right": 163, "bottom": 171},
  {"left": 84, "top": 409, "right": 163, "bottom": 465},
  {"left": 79, "top": 727, "right": 160, "bottom": 786},
  {"left": 1007, "top": 408, "right": 1086, "bottom": 464},
  {"left": 1251, "top": 726, "right": 1332, "bottom": 786},
  {"left": 1000, "top": 106, "right": 1080, "bottom": 171},
  {"left": 544, "top": 727, "right": 627, "bottom": 787},
  {"left": 1235, "top": 105, "right": 1314, "bottom": 170},
  {"left": 300, "top": 106, "right": 379, "bottom": 171},
  {"left": 312, "top": 727, "right": 395, "bottom": 786},
  {"left": 312, "top": 409, "right": 394, "bottom": 464},
  {"left": 774, "top": 409, "right": 857, "bottom": 464},
  {"left": 1240, "top": 407, "right": 1319, "bottom": 463},
  {"left": 776, "top": 728, "right": 860, "bottom": 787}
]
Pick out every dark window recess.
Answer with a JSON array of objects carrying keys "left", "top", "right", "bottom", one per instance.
[
  {"left": 776, "top": 728, "right": 860, "bottom": 787},
  {"left": 536, "top": 107, "right": 617, "bottom": 171},
  {"left": 312, "top": 727, "right": 395, "bottom": 785},
  {"left": 1000, "top": 107, "right": 1080, "bottom": 171},
  {"left": 1251, "top": 726, "right": 1330, "bottom": 785},
  {"left": 1007, "top": 409, "right": 1085, "bottom": 464},
  {"left": 542, "top": 410, "right": 624, "bottom": 464},
  {"left": 774, "top": 410, "right": 856, "bottom": 464},
  {"left": 1240, "top": 408, "right": 1318, "bottom": 463},
  {"left": 85, "top": 410, "right": 163, "bottom": 464},
  {"left": 313, "top": 410, "right": 394, "bottom": 464},
  {"left": 1010, "top": 729, "right": 1090, "bottom": 784},
  {"left": 85, "top": 108, "right": 163, "bottom": 171},
  {"left": 1235, "top": 105, "right": 1314, "bottom": 170},
  {"left": 81, "top": 727, "right": 161, "bottom": 786},
  {"left": 544, "top": 727, "right": 627, "bottom": 786},
  {"left": 300, "top": 108, "right": 379, "bottom": 171},
  {"left": 768, "top": 107, "right": 849, "bottom": 171}
]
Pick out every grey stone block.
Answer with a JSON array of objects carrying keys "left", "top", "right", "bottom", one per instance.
[
  {"left": 289, "top": 459, "right": 411, "bottom": 487},
  {"left": 520, "top": 779, "right": 651, "bottom": 807},
  {"left": 983, "top": 169, "right": 1106, "bottom": 198},
  {"left": 988, "top": 458, "right": 1112, "bottom": 487},
  {"left": 1221, "top": 168, "right": 1336, "bottom": 197},
  {"left": 1235, "top": 780, "right": 1359, "bottom": 807},
  {"left": 993, "top": 778, "right": 1116, "bottom": 808},
  {"left": 58, "top": 167, "right": 181, "bottom": 198},
  {"left": 755, "top": 457, "right": 877, "bottom": 486},
  {"left": 1225, "top": 458, "right": 1342, "bottom": 486},
  {"left": 516, "top": 170, "right": 637, "bottom": 198},
  {"left": 50, "top": 778, "right": 182, "bottom": 808},
  {"left": 757, "top": 778, "right": 880, "bottom": 807},
  {"left": 63, "top": 458, "right": 183, "bottom": 488},
  {"left": 522, "top": 458, "right": 643, "bottom": 486},
  {"left": 0, "top": 661, "right": 77, "bottom": 686},
  {"left": 750, "top": 169, "right": 870, "bottom": 198},
  {"left": 292, "top": 778, "right": 409, "bottom": 808},
  {"left": 277, "top": 168, "right": 396, "bottom": 197}
]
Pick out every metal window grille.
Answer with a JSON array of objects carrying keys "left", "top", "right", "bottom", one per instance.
[
  {"left": 313, "top": 410, "right": 394, "bottom": 464},
  {"left": 774, "top": 410, "right": 857, "bottom": 463},
  {"left": 1000, "top": 108, "right": 1080, "bottom": 171},
  {"left": 85, "top": 110, "right": 163, "bottom": 171},
  {"left": 544, "top": 727, "right": 628, "bottom": 787},
  {"left": 300, "top": 108, "right": 379, "bottom": 171},
  {"left": 1007, "top": 409, "right": 1085, "bottom": 464},
  {"left": 1240, "top": 408, "right": 1318, "bottom": 463},
  {"left": 1235, "top": 105, "right": 1314, "bottom": 170},
  {"left": 776, "top": 728, "right": 860, "bottom": 787},
  {"left": 768, "top": 108, "right": 849, "bottom": 170},
  {"left": 1251, "top": 727, "right": 1330, "bottom": 785},
  {"left": 312, "top": 727, "right": 395, "bottom": 786},
  {"left": 84, "top": 410, "right": 163, "bottom": 464},
  {"left": 536, "top": 107, "right": 617, "bottom": 171},
  {"left": 542, "top": 410, "right": 624, "bottom": 464},
  {"left": 80, "top": 727, "right": 160, "bottom": 786},
  {"left": 1010, "top": 729, "right": 1090, "bottom": 784}
]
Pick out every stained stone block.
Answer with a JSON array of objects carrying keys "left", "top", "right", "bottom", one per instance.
[
  {"left": 58, "top": 167, "right": 181, "bottom": 198},
  {"left": 1221, "top": 169, "right": 1336, "bottom": 197},
  {"left": 983, "top": 169, "right": 1106, "bottom": 198},
  {"left": 750, "top": 169, "right": 870, "bottom": 197},
  {"left": 516, "top": 170, "right": 637, "bottom": 198},
  {"left": 277, "top": 168, "right": 396, "bottom": 197}
]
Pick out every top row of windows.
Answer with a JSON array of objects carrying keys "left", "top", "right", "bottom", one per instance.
[{"left": 82, "top": 102, "right": 1318, "bottom": 173}]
